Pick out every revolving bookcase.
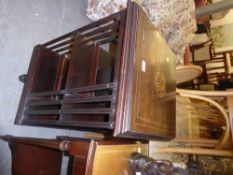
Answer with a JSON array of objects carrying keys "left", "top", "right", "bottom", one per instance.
[{"left": 16, "top": 2, "right": 176, "bottom": 140}]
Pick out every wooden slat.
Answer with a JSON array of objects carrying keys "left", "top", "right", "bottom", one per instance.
[
  {"left": 22, "top": 118, "right": 113, "bottom": 129},
  {"left": 49, "top": 39, "right": 74, "bottom": 50},
  {"left": 79, "top": 21, "right": 119, "bottom": 39},
  {"left": 64, "top": 95, "right": 113, "bottom": 104},
  {"left": 77, "top": 11, "right": 121, "bottom": 33},
  {"left": 22, "top": 119, "right": 59, "bottom": 125},
  {"left": 29, "top": 90, "right": 65, "bottom": 97},
  {"left": 28, "top": 100, "right": 62, "bottom": 107},
  {"left": 179, "top": 102, "right": 220, "bottom": 113},
  {"left": 29, "top": 83, "right": 117, "bottom": 98},
  {"left": 98, "top": 35, "right": 119, "bottom": 45},
  {"left": 43, "top": 11, "right": 122, "bottom": 47},
  {"left": 61, "top": 108, "right": 114, "bottom": 115},
  {"left": 54, "top": 45, "right": 73, "bottom": 53},
  {"left": 43, "top": 32, "right": 74, "bottom": 47},
  {"left": 25, "top": 110, "right": 60, "bottom": 115},
  {"left": 60, "top": 120, "right": 113, "bottom": 129},
  {"left": 207, "top": 66, "right": 225, "bottom": 71},
  {"left": 76, "top": 31, "right": 118, "bottom": 45},
  {"left": 68, "top": 83, "right": 117, "bottom": 94}
]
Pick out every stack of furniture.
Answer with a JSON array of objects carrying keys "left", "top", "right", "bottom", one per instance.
[
  {"left": 181, "top": 40, "right": 233, "bottom": 90},
  {"left": 0, "top": 1, "right": 177, "bottom": 174}
]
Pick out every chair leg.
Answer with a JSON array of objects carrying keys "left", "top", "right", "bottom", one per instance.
[{"left": 227, "top": 95, "right": 233, "bottom": 144}]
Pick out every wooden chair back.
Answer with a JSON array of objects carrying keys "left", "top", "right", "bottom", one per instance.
[
  {"left": 205, "top": 58, "right": 228, "bottom": 84},
  {"left": 157, "top": 89, "right": 233, "bottom": 157},
  {"left": 190, "top": 40, "right": 214, "bottom": 62}
]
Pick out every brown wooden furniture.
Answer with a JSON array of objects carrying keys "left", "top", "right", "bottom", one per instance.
[
  {"left": 176, "top": 65, "right": 203, "bottom": 84},
  {"left": 206, "top": 58, "right": 227, "bottom": 77},
  {"left": 176, "top": 64, "right": 213, "bottom": 90},
  {"left": 16, "top": 1, "right": 176, "bottom": 140},
  {"left": 190, "top": 40, "right": 215, "bottom": 63},
  {"left": 0, "top": 135, "right": 148, "bottom": 175},
  {"left": 0, "top": 136, "right": 65, "bottom": 175},
  {"left": 189, "top": 40, "right": 233, "bottom": 89}
]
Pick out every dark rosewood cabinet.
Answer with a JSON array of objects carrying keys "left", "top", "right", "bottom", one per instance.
[{"left": 16, "top": 1, "right": 176, "bottom": 140}]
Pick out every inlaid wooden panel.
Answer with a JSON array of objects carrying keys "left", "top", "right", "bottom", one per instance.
[
  {"left": 91, "top": 144, "right": 148, "bottom": 175},
  {"left": 114, "top": 2, "right": 176, "bottom": 139},
  {"left": 130, "top": 8, "right": 176, "bottom": 138}
]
